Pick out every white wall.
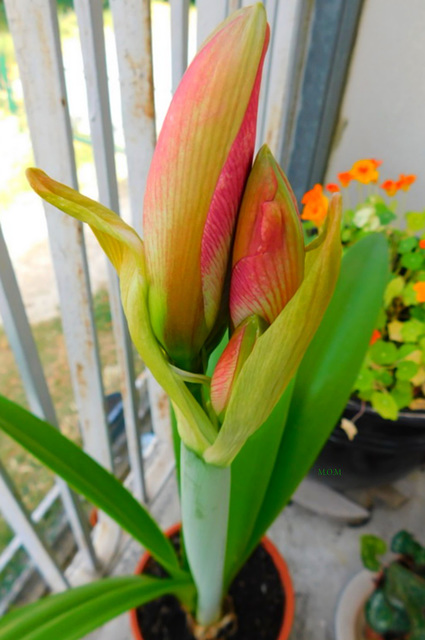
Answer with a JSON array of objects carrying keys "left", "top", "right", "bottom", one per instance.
[{"left": 325, "top": 0, "right": 425, "bottom": 212}]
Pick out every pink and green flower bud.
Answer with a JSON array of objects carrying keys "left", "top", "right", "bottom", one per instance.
[
  {"left": 210, "top": 316, "right": 265, "bottom": 417},
  {"left": 230, "top": 145, "right": 305, "bottom": 328},
  {"left": 143, "top": 5, "right": 269, "bottom": 370}
]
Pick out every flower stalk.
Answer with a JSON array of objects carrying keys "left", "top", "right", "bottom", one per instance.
[{"left": 181, "top": 444, "right": 231, "bottom": 626}]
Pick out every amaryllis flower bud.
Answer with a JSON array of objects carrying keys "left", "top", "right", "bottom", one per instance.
[
  {"left": 143, "top": 5, "right": 269, "bottom": 370},
  {"left": 230, "top": 145, "right": 305, "bottom": 328},
  {"left": 210, "top": 316, "right": 265, "bottom": 416}
]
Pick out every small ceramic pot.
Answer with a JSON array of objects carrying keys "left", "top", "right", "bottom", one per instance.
[
  {"left": 335, "top": 570, "right": 380, "bottom": 640},
  {"left": 130, "top": 523, "right": 295, "bottom": 640}
]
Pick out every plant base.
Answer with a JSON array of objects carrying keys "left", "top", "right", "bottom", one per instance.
[{"left": 130, "top": 524, "right": 294, "bottom": 640}]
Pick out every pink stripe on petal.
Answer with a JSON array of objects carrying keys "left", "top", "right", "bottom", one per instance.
[
  {"left": 210, "top": 324, "right": 247, "bottom": 415},
  {"left": 200, "top": 27, "right": 270, "bottom": 332}
]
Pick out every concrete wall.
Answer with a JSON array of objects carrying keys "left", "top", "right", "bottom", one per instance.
[{"left": 325, "top": 0, "right": 425, "bottom": 211}]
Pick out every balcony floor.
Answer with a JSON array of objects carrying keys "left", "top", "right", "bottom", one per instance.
[{"left": 85, "top": 468, "right": 425, "bottom": 640}]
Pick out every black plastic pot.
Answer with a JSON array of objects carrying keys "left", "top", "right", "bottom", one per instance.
[{"left": 311, "top": 399, "right": 425, "bottom": 490}]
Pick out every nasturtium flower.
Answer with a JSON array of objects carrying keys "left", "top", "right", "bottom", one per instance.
[
  {"left": 301, "top": 184, "right": 329, "bottom": 226},
  {"left": 413, "top": 282, "right": 425, "bottom": 303},
  {"left": 397, "top": 174, "right": 416, "bottom": 192},
  {"left": 338, "top": 171, "right": 352, "bottom": 188},
  {"left": 381, "top": 179, "right": 399, "bottom": 197},
  {"left": 369, "top": 329, "right": 382, "bottom": 345},
  {"left": 326, "top": 183, "right": 340, "bottom": 193},
  {"left": 419, "top": 240, "right": 425, "bottom": 250},
  {"left": 350, "top": 159, "right": 380, "bottom": 184}
]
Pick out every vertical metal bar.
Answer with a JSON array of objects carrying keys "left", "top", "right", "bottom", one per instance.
[
  {"left": 109, "top": 0, "right": 156, "bottom": 237},
  {"left": 0, "top": 462, "right": 68, "bottom": 592},
  {"left": 261, "top": 0, "right": 306, "bottom": 157},
  {"left": 0, "top": 225, "right": 98, "bottom": 571},
  {"left": 74, "top": 0, "right": 147, "bottom": 503},
  {"left": 109, "top": 0, "right": 172, "bottom": 461},
  {"left": 170, "top": 0, "right": 190, "bottom": 92},
  {"left": 255, "top": 0, "right": 278, "bottom": 152},
  {"left": 4, "top": 0, "right": 113, "bottom": 473},
  {"left": 286, "top": 0, "right": 364, "bottom": 200}
]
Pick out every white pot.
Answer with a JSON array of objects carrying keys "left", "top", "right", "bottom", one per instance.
[{"left": 335, "top": 570, "right": 378, "bottom": 640}]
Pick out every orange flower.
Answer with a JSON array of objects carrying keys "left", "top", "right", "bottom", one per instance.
[
  {"left": 413, "top": 282, "right": 425, "bottom": 304},
  {"left": 326, "top": 183, "right": 340, "bottom": 193},
  {"left": 301, "top": 184, "right": 329, "bottom": 227},
  {"left": 371, "top": 159, "right": 383, "bottom": 168},
  {"left": 369, "top": 329, "right": 382, "bottom": 345},
  {"left": 381, "top": 179, "right": 399, "bottom": 197},
  {"left": 338, "top": 171, "right": 352, "bottom": 188},
  {"left": 350, "top": 159, "right": 380, "bottom": 184},
  {"left": 419, "top": 239, "right": 425, "bottom": 250},
  {"left": 397, "top": 174, "right": 416, "bottom": 192}
]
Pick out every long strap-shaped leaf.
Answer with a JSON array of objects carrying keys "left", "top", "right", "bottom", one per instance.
[
  {"left": 0, "top": 575, "right": 194, "bottom": 640},
  {"left": 0, "top": 395, "right": 185, "bottom": 577},
  {"left": 245, "top": 233, "right": 389, "bottom": 554}
]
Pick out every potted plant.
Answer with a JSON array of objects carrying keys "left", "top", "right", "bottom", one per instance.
[
  {"left": 335, "top": 531, "right": 425, "bottom": 640},
  {"left": 0, "top": 7, "right": 389, "bottom": 640},
  {"left": 304, "top": 161, "right": 425, "bottom": 489}
]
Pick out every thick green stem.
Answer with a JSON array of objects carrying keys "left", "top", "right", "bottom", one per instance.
[{"left": 181, "top": 443, "right": 230, "bottom": 626}]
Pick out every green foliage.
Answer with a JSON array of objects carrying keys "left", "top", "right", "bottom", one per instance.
[
  {"left": 361, "top": 534, "right": 387, "bottom": 571},
  {"left": 0, "top": 396, "right": 184, "bottom": 578},
  {"left": 0, "top": 575, "right": 194, "bottom": 640},
  {"left": 340, "top": 193, "right": 425, "bottom": 418},
  {"left": 363, "top": 531, "right": 425, "bottom": 637}
]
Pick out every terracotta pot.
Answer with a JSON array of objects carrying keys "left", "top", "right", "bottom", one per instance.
[{"left": 130, "top": 523, "right": 295, "bottom": 640}]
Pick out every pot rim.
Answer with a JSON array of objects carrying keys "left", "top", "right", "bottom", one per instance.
[
  {"left": 129, "top": 522, "right": 295, "bottom": 640},
  {"left": 334, "top": 569, "right": 378, "bottom": 640}
]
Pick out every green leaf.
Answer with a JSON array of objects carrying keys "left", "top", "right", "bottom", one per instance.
[
  {"left": 402, "top": 283, "right": 420, "bottom": 306},
  {"left": 354, "top": 368, "right": 376, "bottom": 392},
  {"left": 375, "top": 369, "right": 393, "bottom": 386},
  {"left": 361, "top": 534, "right": 387, "bottom": 571},
  {"left": 371, "top": 391, "right": 398, "bottom": 420},
  {"left": 0, "top": 575, "right": 194, "bottom": 640},
  {"left": 384, "top": 276, "right": 404, "bottom": 307},
  {"left": 396, "top": 360, "right": 419, "bottom": 381},
  {"left": 406, "top": 211, "right": 425, "bottom": 232},
  {"left": 398, "top": 344, "right": 417, "bottom": 358},
  {"left": 375, "top": 203, "right": 397, "bottom": 226},
  {"left": 224, "top": 380, "right": 295, "bottom": 588},
  {"left": 0, "top": 395, "right": 183, "bottom": 576},
  {"left": 401, "top": 252, "right": 424, "bottom": 271},
  {"left": 369, "top": 340, "right": 398, "bottom": 365},
  {"left": 401, "top": 319, "right": 425, "bottom": 342},
  {"left": 399, "top": 236, "right": 419, "bottom": 254},
  {"left": 392, "top": 381, "right": 413, "bottom": 409},
  {"left": 244, "top": 234, "right": 389, "bottom": 555}
]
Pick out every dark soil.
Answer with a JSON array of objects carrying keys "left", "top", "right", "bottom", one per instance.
[{"left": 136, "top": 535, "right": 285, "bottom": 640}]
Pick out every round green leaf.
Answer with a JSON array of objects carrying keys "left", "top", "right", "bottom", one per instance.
[
  {"left": 371, "top": 391, "right": 398, "bottom": 420},
  {"left": 355, "top": 368, "right": 376, "bottom": 392},
  {"left": 369, "top": 340, "right": 398, "bottom": 365},
  {"left": 402, "top": 282, "right": 420, "bottom": 306},
  {"left": 396, "top": 360, "right": 419, "bottom": 381},
  {"left": 406, "top": 211, "right": 425, "bottom": 232},
  {"left": 400, "top": 252, "right": 423, "bottom": 271},
  {"left": 398, "top": 236, "right": 418, "bottom": 254},
  {"left": 391, "top": 381, "right": 413, "bottom": 410},
  {"left": 401, "top": 319, "right": 425, "bottom": 342}
]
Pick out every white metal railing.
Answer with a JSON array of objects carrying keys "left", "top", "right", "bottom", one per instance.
[{"left": 0, "top": 0, "right": 303, "bottom": 612}]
